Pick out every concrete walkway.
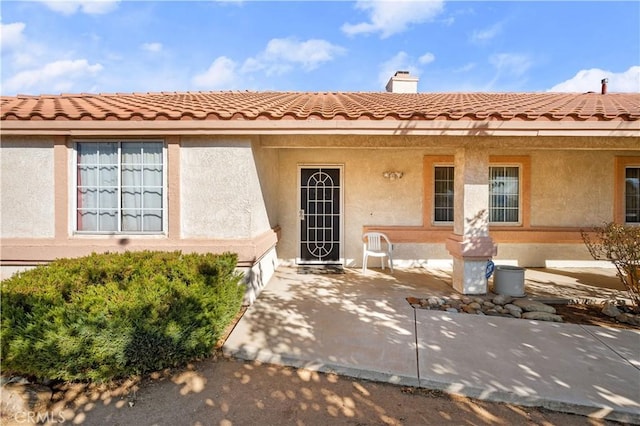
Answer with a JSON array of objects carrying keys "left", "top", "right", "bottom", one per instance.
[{"left": 223, "top": 266, "right": 640, "bottom": 423}]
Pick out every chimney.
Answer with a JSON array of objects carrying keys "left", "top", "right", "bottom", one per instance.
[
  {"left": 385, "top": 71, "right": 419, "bottom": 94},
  {"left": 601, "top": 78, "right": 608, "bottom": 95}
]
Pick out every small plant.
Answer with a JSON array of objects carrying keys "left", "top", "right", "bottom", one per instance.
[
  {"left": 1, "top": 251, "right": 245, "bottom": 382},
  {"left": 582, "top": 223, "right": 640, "bottom": 310}
]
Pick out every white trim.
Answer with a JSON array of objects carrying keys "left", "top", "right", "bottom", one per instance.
[
  {"left": 431, "top": 162, "right": 524, "bottom": 226},
  {"left": 72, "top": 139, "right": 168, "bottom": 235},
  {"left": 432, "top": 164, "right": 455, "bottom": 225},
  {"left": 489, "top": 164, "right": 522, "bottom": 226}
]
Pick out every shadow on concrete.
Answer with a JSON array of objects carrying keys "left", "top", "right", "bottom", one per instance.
[{"left": 8, "top": 266, "right": 637, "bottom": 425}]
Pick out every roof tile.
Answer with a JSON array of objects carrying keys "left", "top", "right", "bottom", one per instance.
[{"left": 1, "top": 91, "right": 639, "bottom": 122}]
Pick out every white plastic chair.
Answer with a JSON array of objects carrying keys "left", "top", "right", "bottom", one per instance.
[{"left": 362, "top": 232, "right": 394, "bottom": 274}]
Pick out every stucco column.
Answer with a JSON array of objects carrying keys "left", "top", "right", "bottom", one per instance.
[{"left": 446, "top": 147, "right": 497, "bottom": 294}]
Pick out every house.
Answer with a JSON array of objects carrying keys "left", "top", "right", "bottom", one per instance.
[{"left": 1, "top": 73, "right": 639, "bottom": 302}]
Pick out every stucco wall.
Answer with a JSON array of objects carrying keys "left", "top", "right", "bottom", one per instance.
[
  {"left": 0, "top": 137, "right": 55, "bottom": 238},
  {"left": 1, "top": 133, "right": 635, "bottom": 272},
  {"left": 275, "top": 145, "right": 638, "bottom": 267},
  {"left": 180, "top": 137, "right": 275, "bottom": 239},
  {"left": 251, "top": 139, "right": 280, "bottom": 234},
  {"left": 530, "top": 150, "right": 613, "bottom": 226},
  {"left": 496, "top": 243, "right": 595, "bottom": 266},
  {"left": 277, "top": 147, "right": 433, "bottom": 265}
]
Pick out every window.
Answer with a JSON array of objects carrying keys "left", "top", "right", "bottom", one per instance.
[
  {"left": 626, "top": 167, "right": 640, "bottom": 223},
  {"left": 433, "top": 166, "right": 454, "bottom": 222},
  {"left": 489, "top": 166, "right": 520, "bottom": 223},
  {"left": 432, "top": 165, "right": 520, "bottom": 224},
  {"left": 76, "top": 141, "right": 164, "bottom": 233}
]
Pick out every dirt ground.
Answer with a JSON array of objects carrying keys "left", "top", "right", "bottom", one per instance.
[
  {"left": 554, "top": 303, "right": 638, "bottom": 330},
  {"left": 2, "top": 306, "right": 634, "bottom": 425},
  {"left": 1, "top": 355, "right": 621, "bottom": 426}
]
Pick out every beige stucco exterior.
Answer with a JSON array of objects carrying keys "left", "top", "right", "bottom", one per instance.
[
  {"left": 1, "top": 131, "right": 638, "bottom": 295},
  {"left": 276, "top": 146, "right": 429, "bottom": 265},
  {"left": 180, "top": 137, "right": 275, "bottom": 239},
  {"left": 268, "top": 136, "right": 638, "bottom": 269},
  {"left": 1, "top": 137, "right": 55, "bottom": 238},
  {"left": 530, "top": 150, "right": 613, "bottom": 226}
]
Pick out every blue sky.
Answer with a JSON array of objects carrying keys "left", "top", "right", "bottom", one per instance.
[{"left": 1, "top": 0, "right": 639, "bottom": 95}]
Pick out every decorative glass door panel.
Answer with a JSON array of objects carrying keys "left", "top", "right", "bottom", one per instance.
[{"left": 299, "top": 167, "right": 341, "bottom": 263}]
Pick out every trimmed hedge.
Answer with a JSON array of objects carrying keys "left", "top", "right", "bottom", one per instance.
[{"left": 1, "top": 251, "right": 245, "bottom": 382}]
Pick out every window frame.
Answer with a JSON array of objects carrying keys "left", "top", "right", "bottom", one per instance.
[
  {"left": 625, "top": 166, "right": 640, "bottom": 224},
  {"left": 488, "top": 164, "right": 522, "bottom": 226},
  {"left": 614, "top": 157, "right": 640, "bottom": 226},
  {"left": 432, "top": 164, "right": 455, "bottom": 225},
  {"left": 425, "top": 155, "right": 530, "bottom": 228},
  {"left": 73, "top": 139, "right": 167, "bottom": 235}
]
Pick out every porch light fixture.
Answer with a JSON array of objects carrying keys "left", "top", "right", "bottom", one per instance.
[{"left": 382, "top": 171, "right": 404, "bottom": 180}]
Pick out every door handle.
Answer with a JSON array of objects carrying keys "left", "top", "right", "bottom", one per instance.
[{"left": 299, "top": 209, "right": 305, "bottom": 220}]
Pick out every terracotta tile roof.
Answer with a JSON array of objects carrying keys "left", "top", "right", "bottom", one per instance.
[{"left": 1, "top": 91, "right": 639, "bottom": 122}]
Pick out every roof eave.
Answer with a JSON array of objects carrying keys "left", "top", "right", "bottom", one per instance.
[{"left": 0, "top": 119, "right": 638, "bottom": 137}]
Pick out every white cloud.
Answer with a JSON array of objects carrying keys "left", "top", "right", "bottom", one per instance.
[
  {"left": 378, "top": 51, "right": 421, "bottom": 89},
  {"left": 471, "top": 22, "right": 502, "bottom": 44},
  {"left": 440, "top": 16, "right": 455, "bottom": 26},
  {"left": 192, "top": 56, "right": 238, "bottom": 89},
  {"left": 454, "top": 62, "right": 476, "bottom": 73},
  {"left": 548, "top": 66, "right": 640, "bottom": 93},
  {"left": 419, "top": 52, "right": 435, "bottom": 65},
  {"left": 1, "top": 21, "right": 48, "bottom": 70},
  {"left": 3, "top": 59, "right": 103, "bottom": 94},
  {"left": 240, "top": 38, "right": 346, "bottom": 75},
  {"left": 37, "top": 0, "right": 120, "bottom": 15},
  {"left": 342, "top": 0, "right": 445, "bottom": 38},
  {"left": 141, "top": 42, "right": 163, "bottom": 53},
  {"left": 489, "top": 53, "right": 532, "bottom": 77},
  {"left": 1, "top": 22, "right": 26, "bottom": 50}
]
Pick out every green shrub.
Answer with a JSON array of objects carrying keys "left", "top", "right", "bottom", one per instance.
[{"left": 1, "top": 251, "right": 245, "bottom": 382}]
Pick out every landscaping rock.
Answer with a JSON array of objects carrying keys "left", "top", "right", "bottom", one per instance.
[
  {"left": 504, "top": 303, "right": 523, "bottom": 318},
  {"left": 513, "top": 299, "right": 556, "bottom": 314},
  {"left": 448, "top": 300, "right": 462, "bottom": 309},
  {"left": 602, "top": 301, "right": 622, "bottom": 318},
  {"left": 407, "top": 293, "right": 633, "bottom": 328},
  {"left": 462, "top": 305, "right": 477, "bottom": 314},
  {"left": 427, "top": 296, "right": 444, "bottom": 308},
  {"left": 616, "top": 313, "right": 640, "bottom": 326},
  {"left": 485, "top": 310, "right": 513, "bottom": 318},
  {"left": 522, "top": 312, "right": 564, "bottom": 322},
  {"left": 1, "top": 382, "right": 52, "bottom": 416},
  {"left": 492, "top": 294, "right": 514, "bottom": 305},
  {"left": 467, "top": 302, "right": 482, "bottom": 310}
]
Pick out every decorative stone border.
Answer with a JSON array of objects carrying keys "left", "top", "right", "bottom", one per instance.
[
  {"left": 407, "top": 295, "right": 640, "bottom": 326},
  {"left": 407, "top": 294, "right": 563, "bottom": 322}
]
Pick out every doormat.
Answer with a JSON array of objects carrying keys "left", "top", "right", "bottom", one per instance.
[{"left": 297, "top": 265, "right": 345, "bottom": 275}]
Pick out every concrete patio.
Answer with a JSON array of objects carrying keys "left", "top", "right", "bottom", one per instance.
[{"left": 223, "top": 266, "right": 640, "bottom": 423}]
